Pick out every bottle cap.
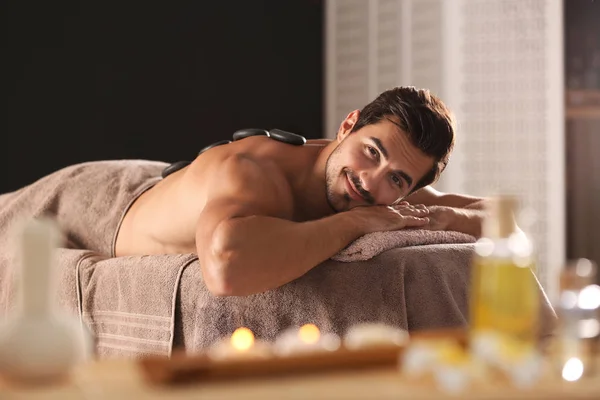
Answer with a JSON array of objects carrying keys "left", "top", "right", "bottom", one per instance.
[{"left": 483, "top": 195, "right": 518, "bottom": 239}]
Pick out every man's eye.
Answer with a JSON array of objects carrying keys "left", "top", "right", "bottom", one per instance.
[
  {"left": 391, "top": 174, "right": 402, "bottom": 188},
  {"left": 367, "top": 146, "right": 379, "bottom": 159}
]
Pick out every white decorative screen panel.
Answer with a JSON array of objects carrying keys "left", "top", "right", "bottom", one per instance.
[
  {"left": 325, "top": 0, "right": 565, "bottom": 296},
  {"left": 376, "top": 0, "right": 400, "bottom": 94},
  {"left": 444, "top": 0, "right": 565, "bottom": 297},
  {"left": 326, "top": 0, "right": 370, "bottom": 137},
  {"left": 326, "top": 0, "right": 445, "bottom": 137},
  {"left": 410, "top": 0, "right": 443, "bottom": 96}
]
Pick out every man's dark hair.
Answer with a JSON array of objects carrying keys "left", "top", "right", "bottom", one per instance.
[{"left": 351, "top": 86, "right": 455, "bottom": 192}]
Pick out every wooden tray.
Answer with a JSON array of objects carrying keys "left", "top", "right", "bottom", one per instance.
[{"left": 138, "top": 328, "right": 467, "bottom": 386}]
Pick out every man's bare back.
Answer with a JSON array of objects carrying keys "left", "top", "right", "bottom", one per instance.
[{"left": 115, "top": 136, "right": 332, "bottom": 257}]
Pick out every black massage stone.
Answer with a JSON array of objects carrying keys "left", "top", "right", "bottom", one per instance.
[
  {"left": 161, "top": 129, "right": 308, "bottom": 178},
  {"left": 198, "top": 139, "right": 232, "bottom": 156},
  {"left": 232, "top": 128, "right": 269, "bottom": 141},
  {"left": 161, "top": 160, "right": 192, "bottom": 179},
  {"left": 268, "top": 129, "right": 307, "bottom": 146}
]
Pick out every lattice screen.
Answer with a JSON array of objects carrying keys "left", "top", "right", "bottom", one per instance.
[
  {"left": 326, "top": 0, "right": 370, "bottom": 137},
  {"left": 325, "top": 0, "right": 565, "bottom": 296},
  {"left": 444, "top": 0, "right": 565, "bottom": 297}
]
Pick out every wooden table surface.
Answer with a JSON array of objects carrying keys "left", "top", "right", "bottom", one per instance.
[{"left": 1, "top": 357, "right": 599, "bottom": 400}]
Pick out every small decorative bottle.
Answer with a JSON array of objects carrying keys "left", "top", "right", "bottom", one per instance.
[{"left": 554, "top": 258, "right": 600, "bottom": 381}]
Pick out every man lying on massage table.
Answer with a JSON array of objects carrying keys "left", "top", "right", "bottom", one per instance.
[{"left": 115, "top": 86, "right": 486, "bottom": 297}]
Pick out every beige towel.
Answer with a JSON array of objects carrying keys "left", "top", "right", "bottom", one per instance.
[
  {"left": 0, "top": 160, "right": 173, "bottom": 357},
  {"left": 0, "top": 160, "right": 556, "bottom": 359},
  {"left": 333, "top": 230, "right": 476, "bottom": 262},
  {"left": 77, "top": 252, "right": 197, "bottom": 358}
]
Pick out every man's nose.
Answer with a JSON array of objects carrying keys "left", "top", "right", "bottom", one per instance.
[{"left": 359, "top": 169, "right": 385, "bottom": 195}]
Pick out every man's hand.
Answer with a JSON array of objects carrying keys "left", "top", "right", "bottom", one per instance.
[
  {"left": 420, "top": 205, "right": 456, "bottom": 231},
  {"left": 403, "top": 187, "right": 491, "bottom": 238},
  {"left": 346, "top": 202, "right": 430, "bottom": 235},
  {"left": 408, "top": 203, "right": 485, "bottom": 237}
]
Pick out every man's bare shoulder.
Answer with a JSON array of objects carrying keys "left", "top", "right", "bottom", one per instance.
[{"left": 183, "top": 138, "right": 295, "bottom": 217}]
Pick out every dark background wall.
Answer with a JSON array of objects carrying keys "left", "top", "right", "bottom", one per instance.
[{"left": 4, "top": 1, "right": 324, "bottom": 194}]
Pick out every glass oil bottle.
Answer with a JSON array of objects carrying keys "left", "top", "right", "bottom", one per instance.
[{"left": 469, "top": 195, "right": 540, "bottom": 354}]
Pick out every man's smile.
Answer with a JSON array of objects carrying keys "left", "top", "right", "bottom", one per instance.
[{"left": 345, "top": 173, "right": 364, "bottom": 201}]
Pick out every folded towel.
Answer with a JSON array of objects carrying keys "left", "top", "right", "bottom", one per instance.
[{"left": 332, "top": 229, "right": 477, "bottom": 262}]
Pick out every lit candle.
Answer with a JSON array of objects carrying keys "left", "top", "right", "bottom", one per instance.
[
  {"left": 208, "top": 327, "right": 272, "bottom": 360},
  {"left": 471, "top": 331, "right": 543, "bottom": 387},
  {"left": 433, "top": 364, "right": 471, "bottom": 395},
  {"left": 274, "top": 324, "right": 340, "bottom": 356},
  {"left": 343, "top": 323, "right": 408, "bottom": 350},
  {"left": 401, "top": 339, "right": 472, "bottom": 394}
]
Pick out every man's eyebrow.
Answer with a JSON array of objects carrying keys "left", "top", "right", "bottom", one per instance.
[
  {"left": 397, "top": 171, "right": 413, "bottom": 188},
  {"left": 370, "top": 137, "right": 389, "bottom": 159},
  {"left": 369, "top": 136, "right": 413, "bottom": 188}
]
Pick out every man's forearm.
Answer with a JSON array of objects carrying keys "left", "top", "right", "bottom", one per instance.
[
  {"left": 205, "top": 213, "right": 364, "bottom": 296},
  {"left": 447, "top": 207, "right": 487, "bottom": 238},
  {"left": 463, "top": 199, "right": 487, "bottom": 211},
  {"left": 448, "top": 198, "right": 528, "bottom": 238}
]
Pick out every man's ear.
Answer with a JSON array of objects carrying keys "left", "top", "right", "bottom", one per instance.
[{"left": 336, "top": 110, "right": 360, "bottom": 142}]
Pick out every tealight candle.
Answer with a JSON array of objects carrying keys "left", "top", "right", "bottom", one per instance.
[
  {"left": 402, "top": 339, "right": 474, "bottom": 394},
  {"left": 274, "top": 324, "right": 340, "bottom": 356},
  {"left": 433, "top": 364, "right": 471, "bottom": 394},
  {"left": 471, "top": 331, "right": 543, "bottom": 387},
  {"left": 344, "top": 323, "right": 408, "bottom": 350},
  {"left": 401, "top": 341, "right": 439, "bottom": 378},
  {"left": 401, "top": 338, "right": 469, "bottom": 378},
  {"left": 208, "top": 327, "right": 272, "bottom": 361},
  {"left": 506, "top": 352, "right": 543, "bottom": 388}
]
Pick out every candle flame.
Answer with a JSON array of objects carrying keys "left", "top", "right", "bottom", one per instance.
[
  {"left": 231, "top": 327, "right": 255, "bottom": 351},
  {"left": 298, "top": 324, "right": 320, "bottom": 344}
]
